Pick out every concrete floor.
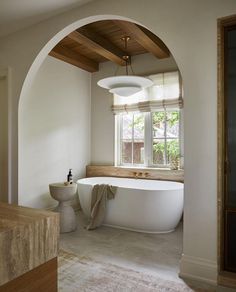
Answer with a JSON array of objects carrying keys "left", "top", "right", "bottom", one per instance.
[
  {"left": 60, "top": 211, "right": 183, "bottom": 282},
  {"left": 60, "top": 212, "right": 217, "bottom": 291}
]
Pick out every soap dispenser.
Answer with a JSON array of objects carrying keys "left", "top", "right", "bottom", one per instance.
[{"left": 67, "top": 169, "right": 73, "bottom": 184}]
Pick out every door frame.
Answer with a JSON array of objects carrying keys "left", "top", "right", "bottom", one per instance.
[
  {"left": 0, "top": 67, "right": 11, "bottom": 203},
  {"left": 217, "top": 14, "right": 236, "bottom": 288}
]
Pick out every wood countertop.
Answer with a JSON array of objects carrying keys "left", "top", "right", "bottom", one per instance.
[
  {"left": 86, "top": 165, "right": 184, "bottom": 182},
  {"left": 0, "top": 202, "right": 59, "bottom": 286}
]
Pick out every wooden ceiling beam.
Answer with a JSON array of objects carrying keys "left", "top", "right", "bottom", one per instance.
[
  {"left": 68, "top": 28, "right": 126, "bottom": 66},
  {"left": 112, "top": 20, "right": 170, "bottom": 59},
  {"left": 49, "top": 45, "right": 98, "bottom": 72}
]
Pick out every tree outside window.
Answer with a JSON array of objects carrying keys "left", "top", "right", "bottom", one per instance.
[
  {"left": 119, "top": 110, "right": 180, "bottom": 167},
  {"left": 121, "top": 113, "right": 145, "bottom": 165},
  {"left": 152, "top": 111, "right": 179, "bottom": 166}
]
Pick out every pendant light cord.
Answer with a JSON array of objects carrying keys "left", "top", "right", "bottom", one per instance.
[
  {"left": 114, "top": 36, "right": 135, "bottom": 76},
  {"left": 123, "top": 36, "right": 130, "bottom": 76}
]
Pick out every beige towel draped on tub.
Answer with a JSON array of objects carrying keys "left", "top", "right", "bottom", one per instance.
[{"left": 87, "top": 184, "right": 117, "bottom": 230}]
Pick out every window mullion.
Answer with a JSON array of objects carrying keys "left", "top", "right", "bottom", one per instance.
[
  {"left": 179, "top": 109, "right": 184, "bottom": 169},
  {"left": 119, "top": 115, "right": 123, "bottom": 165},
  {"left": 114, "top": 115, "right": 120, "bottom": 166},
  {"left": 164, "top": 110, "right": 167, "bottom": 165},
  {"left": 120, "top": 115, "right": 123, "bottom": 165},
  {"left": 144, "top": 112, "right": 151, "bottom": 167},
  {"left": 132, "top": 114, "right": 134, "bottom": 165}
]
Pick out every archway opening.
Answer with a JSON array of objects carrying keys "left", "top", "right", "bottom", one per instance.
[{"left": 18, "top": 15, "right": 185, "bottom": 289}]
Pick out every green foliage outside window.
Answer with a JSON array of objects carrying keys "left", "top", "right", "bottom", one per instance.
[
  {"left": 167, "top": 140, "right": 179, "bottom": 160},
  {"left": 153, "top": 111, "right": 180, "bottom": 164},
  {"left": 152, "top": 111, "right": 165, "bottom": 125},
  {"left": 121, "top": 110, "right": 180, "bottom": 166},
  {"left": 133, "top": 114, "right": 144, "bottom": 130},
  {"left": 152, "top": 111, "right": 179, "bottom": 127}
]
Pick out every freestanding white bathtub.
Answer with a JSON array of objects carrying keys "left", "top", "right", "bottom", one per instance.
[{"left": 77, "top": 176, "right": 184, "bottom": 233}]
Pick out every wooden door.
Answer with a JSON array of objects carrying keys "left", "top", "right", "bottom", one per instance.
[{"left": 218, "top": 16, "right": 236, "bottom": 288}]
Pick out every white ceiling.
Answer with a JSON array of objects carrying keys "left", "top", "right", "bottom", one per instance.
[{"left": 0, "top": 0, "right": 96, "bottom": 38}]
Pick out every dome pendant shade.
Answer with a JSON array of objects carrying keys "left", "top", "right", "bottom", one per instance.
[
  {"left": 97, "top": 75, "right": 153, "bottom": 97},
  {"left": 109, "top": 86, "right": 141, "bottom": 96}
]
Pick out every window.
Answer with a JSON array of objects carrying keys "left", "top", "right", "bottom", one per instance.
[
  {"left": 113, "top": 71, "right": 183, "bottom": 168},
  {"left": 152, "top": 111, "right": 180, "bottom": 166},
  {"left": 120, "top": 113, "right": 145, "bottom": 165}
]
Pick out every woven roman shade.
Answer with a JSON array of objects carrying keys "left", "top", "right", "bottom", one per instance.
[{"left": 112, "top": 71, "right": 183, "bottom": 114}]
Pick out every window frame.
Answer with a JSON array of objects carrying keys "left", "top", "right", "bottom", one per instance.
[
  {"left": 115, "top": 113, "right": 145, "bottom": 167},
  {"left": 115, "top": 109, "right": 183, "bottom": 169},
  {"left": 150, "top": 110, "right": 181, "bottom": 168}
]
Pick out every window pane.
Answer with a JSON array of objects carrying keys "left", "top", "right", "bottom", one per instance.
[
  {"left": 152, "top": 112, "right": 165, "bottom": 138},
  {"left": 133, "top": 140, "right": 144, "bottom": 164},
  {"left": 166, "top": 111, "right": 179, "bottom": 138},
  {"left": 121, "top": 141, "right": 132, "bottom": 163},
  {"left": 153, "top": 139, "right": 165, "bottom": 165},
  {"left": 134, "top": 113, "right": 144, "bottom": 139},
  {"left": 166, "top": 139, "right": 179, "bottom": 164},
  {"left": 122, "top": 114, "right": 133, "bottom": 139}
]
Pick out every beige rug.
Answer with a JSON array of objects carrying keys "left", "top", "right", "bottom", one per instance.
[{"left": 58, "top": 249, "right": 213, "bottom": 292}]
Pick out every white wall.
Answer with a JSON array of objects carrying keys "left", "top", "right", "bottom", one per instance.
[
  {"left": 91, "top": 53, "right": 178, "bottom": 164},
  {"left": 1, "top": 0, "right": 236, "bottom": 284},
  {"left": 19, "top": 56, "right": 91, "bottom": 209}
]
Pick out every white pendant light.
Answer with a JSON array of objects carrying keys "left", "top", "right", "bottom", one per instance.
[
  {"left": 98, "top": 75, "right": 153, "bottom": 97},
  {"left": 97, "top": 36, "right": 153, "bottom": 97}
]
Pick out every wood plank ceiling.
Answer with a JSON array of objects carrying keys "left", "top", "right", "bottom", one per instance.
[{"left": 49, "top": 20, "right": 170, "bottom": 73}]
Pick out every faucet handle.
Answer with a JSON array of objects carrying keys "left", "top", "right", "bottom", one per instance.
[{"left": 144, "top": 172, "right": 149, "bottom": 177}]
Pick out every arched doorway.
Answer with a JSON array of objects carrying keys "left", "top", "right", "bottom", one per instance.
[{"left": 18, "top": 14, "right": 187, "bottom": 290}]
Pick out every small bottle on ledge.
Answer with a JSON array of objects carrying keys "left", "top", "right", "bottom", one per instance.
[{"left": 67, "top": 169, "right": 73, "bottom": 184}]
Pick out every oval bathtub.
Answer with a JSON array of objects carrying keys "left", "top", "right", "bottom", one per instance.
[{"left": 77, "top": 177, "right": 184, "bottom": 234}]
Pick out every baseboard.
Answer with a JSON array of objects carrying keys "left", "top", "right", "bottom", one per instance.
[{"left": 179, "top": 254, "right": 217, "bottom": 285}]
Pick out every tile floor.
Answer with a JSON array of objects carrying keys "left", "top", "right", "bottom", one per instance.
[
  {"left": 59, "top": 212, "right": 220, "bottom": 291},
  {"left": 60, "top": 211, "right": 183, "bottom": 283}
]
